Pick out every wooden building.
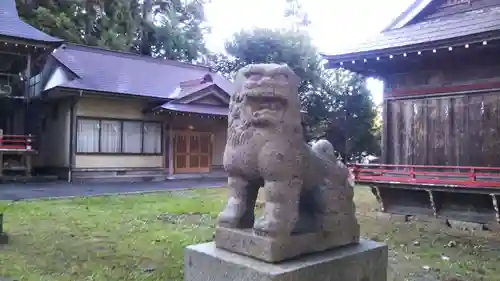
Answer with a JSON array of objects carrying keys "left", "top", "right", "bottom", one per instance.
[
  {"left": 323, "top": 0, "right": 500, "bottom": 225},
  {"left": 39, "top": 43, "right": 231, "bottom": 182},
  {"left": 0, "top": 0, "right": 233, "bottom": 183},
  {"left": 0, "top": 0, "right": 63, "bottom": 180}
]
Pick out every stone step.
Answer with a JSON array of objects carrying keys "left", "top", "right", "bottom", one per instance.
[
  {"left": 0, "top": 175, "right": 59, "bottom": 184},
  {"left": 167, "top": 172, "right": 227, "bottom": 181},
  {"left": 71, "top": 168, "right": 168, "bottom": 177},
  {"left": 71, "top": 169, "right": 226, "bottom": 183},
  {"left": 71, "top": 168, "right": 169, "bottom": 183}
]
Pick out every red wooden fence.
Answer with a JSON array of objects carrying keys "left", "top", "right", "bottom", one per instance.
[
  {"left": 0, "top": 135, "right": 34, "bottom": 150},
  {"left": 349, "top": 163, "right": 500, "bottom": 189}
]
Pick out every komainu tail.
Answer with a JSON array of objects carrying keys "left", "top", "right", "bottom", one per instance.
[
  {"left": 311, "top": 139, "right": 337, "bottom": 161},
  {"left": 311, "top": 139, "right": 355, "bottom": 188}
]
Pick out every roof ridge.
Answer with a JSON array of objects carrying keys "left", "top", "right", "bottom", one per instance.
[
  {"left": 434, "top": 5, "right": 500, "bottom": 19},
  {"left": 400, "top": 6, "right": 499, "bottom": 29},
  {"left": 60, "top": 42, "right": 211, "bottom": 71},
  {"left": 384, "top": 0, "right": 500, "bottom": 32},
  {"left": 0, "top": 0, "right": 63, "bottom": 43},
  {"left": 383, "top": 0, "right": 434, "bottom": 31}
]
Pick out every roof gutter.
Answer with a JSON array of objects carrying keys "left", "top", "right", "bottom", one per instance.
[
  {"left": 0, "top": 36, "right": 63, "bottom": 49},
  {"left": 46, "top": 86, "right": 170, "bottom": 102}
]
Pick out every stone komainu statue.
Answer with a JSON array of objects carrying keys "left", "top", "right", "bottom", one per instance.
[{"left": 218, "top": 63, "right": 359, "bottom": 239}]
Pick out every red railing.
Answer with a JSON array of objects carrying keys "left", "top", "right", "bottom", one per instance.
[
  {"left": 0, "top": 134, "right": 34, "bottom": 150},
  {"left": 349, "top": 163, "right": 500, "bottom": 189}
]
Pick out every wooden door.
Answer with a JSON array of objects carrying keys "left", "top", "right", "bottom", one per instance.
[{"left": 174, "top": 131, "right": 212, "bottom": 173}]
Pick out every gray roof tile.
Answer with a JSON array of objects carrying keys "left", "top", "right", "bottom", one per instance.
[
  {"left": 0, "top": 0, "right": 62, "bottom": 43},
  {"left": 52, "top": 44, "right": 234, "bottom": 99},
  {"left": 324, "top": 6, "right": 500, "bottom": 59}
]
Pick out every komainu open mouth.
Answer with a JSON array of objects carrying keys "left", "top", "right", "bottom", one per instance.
[{"left": 245, "top": 94, "right": 288, "bottom": 114}]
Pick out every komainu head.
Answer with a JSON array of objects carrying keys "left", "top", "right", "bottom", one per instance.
[{"left": 231, "top": 63, "right": 302, "bottom": 129}]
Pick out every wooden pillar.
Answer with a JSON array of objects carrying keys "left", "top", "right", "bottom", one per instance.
[
  {"left": 380, "top": 75, "right": 390, "bottom": 164},
  {"left": 382, "top": 99, "right": 389, "bottom": 164},
  {"left": 26, "top": 134, "right": 32, "bottom": 177},
  {"left": 0, "top": 152, "right": 3, "bottom": 178},
  {"left": 25, "top": 53, "right": 31, "bottom": 99},
  {"left": 492, "top": 194, "right": 500, "bottom": 224},
  {"left": 68, "top": 98, "right": 77, "bottom": 183},
  {"left": 427, "top": 189, "right": 437, "bottom": 217},
  {"left": 423, "top": 99, "right": 429, "bottom": 165},
  {"left": 168, "top": 124, "right": 174, "bottom": 176},
  {"left": 0, "top": 131, "right": 2, "bottom": 178},
  {"left": 24, "top": 54, "right": 32, "bottom": 136},
  {"left": 210, "top": 132, "right": 215, "bottom": 172},
  {"left": 25, "top": 153, "right": 32, "bottom": 177},
  {"left": 371, "top": 186, "right": 385, "bottom": 212}
]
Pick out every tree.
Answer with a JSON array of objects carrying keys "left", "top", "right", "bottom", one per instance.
[
  {"left": 203, "top": 53, "right": 237, "bottom": 79},
  {"left": 284, "top": 0, "right": 311, "bottom": 30},
  {"left": 210, "top": 28, "right": 322, "bottom": 95},
  {"left": 304, "top": 70, "right": 381, "bottom": 162},
  {"left": 17, "top": 0, "right": 87, "bottom": 45},
  {"left": 16, "top": 0, "right": 208, "bottom": 61},
  {"left": 16, "top": 0, "right": 142, "bottom": 51},
  {"left": 140, "top": 0, "right": 155, "bottom": 55},
  {"left": 210, "top": 24, "right": 380, "bottom": 161},
  {"left": 137, "top": 0, "right": 209, "bottom": 61}
]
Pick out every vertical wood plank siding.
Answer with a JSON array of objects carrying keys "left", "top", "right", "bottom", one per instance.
[{"left": 386, "top": 91, "right": 500, "bottom": 167}]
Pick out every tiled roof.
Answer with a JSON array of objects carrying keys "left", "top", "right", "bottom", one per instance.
[
  {"left": 323, "top": 6, "right": 500, "bottom": 59},
  {"left": 0, "top": 0, "right": 62, "bottom": 43},
  {"left": 383, "top": 0, "right": 433, "bottom": 31},
  {"left": 168, "top": 75, "right": 233, "bottom": 100},
  {"left": 52, "top": 43, "right": 234, "bottom": 99}
]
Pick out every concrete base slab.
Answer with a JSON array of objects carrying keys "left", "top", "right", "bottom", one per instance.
[
  {"left": 485, "top": 223, "right": 500, "bottom": 232},
  {"left": 0, "top": 232, "right": 8, "bottom": 245},
  {"left": 214, "top": 226, "right": 359, "bottom": 263},
  {"left": 376, "top": 212, "right": 410, "bottom": 222},
  {"left": 446, "top": 219, "right": 485, "bottom": 231},
  {"left": 185, "top": 239, "right": 388, "bottom": 281}
]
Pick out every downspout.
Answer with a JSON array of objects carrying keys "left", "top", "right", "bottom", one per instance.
[{"left": 67, "top": 91, "right": 80, "bottom": 182}]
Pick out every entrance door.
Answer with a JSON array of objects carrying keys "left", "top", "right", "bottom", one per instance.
[{"left": 174, "top": 131, "right": 212, "bottom": 173}]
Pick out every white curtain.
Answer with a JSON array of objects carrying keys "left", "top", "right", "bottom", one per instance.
[
  {"left": 77, "top": 119, "right": 99, "bottom": 152},
  {"left": 143, "top": 122, "right": 162, "bottom": 154},
  {"left": 76, "top": 119, "right": 162, "bottom": 154},
  {"left": 100, "top": 120, "right": 121, "bottom": 153},
  {"left": 123, "top": 121, "right": 142, "bottom": 153}
]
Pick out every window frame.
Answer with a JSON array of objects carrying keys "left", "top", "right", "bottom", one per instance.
[{"left": 76, "top": 117, "right": 163, "bottom": 155}]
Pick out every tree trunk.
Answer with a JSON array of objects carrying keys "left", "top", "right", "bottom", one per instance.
[{"left": 140, "top": 0, "right": 153, "bottom": 56}]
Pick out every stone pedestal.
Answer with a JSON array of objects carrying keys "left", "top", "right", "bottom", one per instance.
[
  {"left": 215, "top": 226, "right": 359, "bottom": 263},
  {"left": 184, "top": 239, "right": 388, "bottom": 281}
]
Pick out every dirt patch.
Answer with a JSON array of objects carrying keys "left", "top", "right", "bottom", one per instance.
[{"left": 355, "top": 186, "right": 500, "bottom": 281}]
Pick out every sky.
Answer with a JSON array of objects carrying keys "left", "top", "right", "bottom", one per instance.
[{"left": 203, "top": 0, "right": 415, "bottom": 104}]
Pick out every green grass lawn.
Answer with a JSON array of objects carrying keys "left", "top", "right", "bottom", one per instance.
[
  {"left": 0, "top": 186, "right": 500, "bottom": 281},
  {"left": 0, "top": 188, "right": 227, "bottom": 281}
]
